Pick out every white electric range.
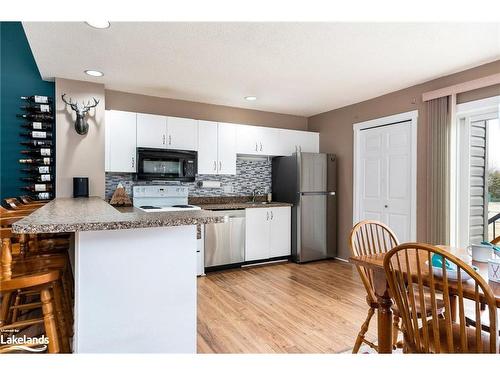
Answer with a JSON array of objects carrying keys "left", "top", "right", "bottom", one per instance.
[
  {"left": 133, "top": 185, "right": 204, "bottom": 275},
  {"left": 133, "top": 185, "right": 201, "bottom": 213}
]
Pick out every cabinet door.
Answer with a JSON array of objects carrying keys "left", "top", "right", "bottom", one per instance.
[
  {"left": 167, "top": 117, "right": 198, "bottom": 151},
  {"left": 197, "top": 120, "right": 218, "bottom": 175},
  {"left": 257, "top": 127, "right": 281, "bottom": 156},
  {"left": 137, "top": 113, "right": 167, "bottom": 148},
  {"left": 269, "top": 206, "right": 291, "bottom": 257},
  {"left": 245, "top": 208, "right": 270, "bottom": 261},
  {"left": 299, "top": 131, "right": 319, "bottom": 153},
  {"left": 217, "top": 123, "right": 237, "bottom": 175},
  {"left": 105, "top": 110, "right": 137, "bottom": 172},
  {"left": 236, "top": 125, "right": 260, "bottom": 155}
]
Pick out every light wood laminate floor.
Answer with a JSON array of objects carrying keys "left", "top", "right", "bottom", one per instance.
[{"left": 197, "top": 259, "right": 377, "bottom": 353}]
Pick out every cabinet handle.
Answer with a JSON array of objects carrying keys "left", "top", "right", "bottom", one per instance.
[
  {"left": 213, "top": 161, "right": 217, "bottom": 171},
  {"left": 131, "top": 157, "right": 135, "bottom": 168},
  {"left": 299, "top": 145, "right": 302, "bottom": 152},
  {"left": 270, "top": 211, "right": 273, "bottom": 220},
  {"left": 162, "top": 134, "right": 166, "bottom": 145},
  {"left": 255, "top": 142, "right": 258, "bottom": 151},
  {"left": 266, "top": 211, "right": 269, "bottom": 221},
  {"left": 219, "top": 161, "right": 222, "bottom": 171},
  {"left": 260, "top": 142, "right": 263, "bottom": 151},
  {"left": 168, "top": 135, "right": 172, "bottom": 145}
]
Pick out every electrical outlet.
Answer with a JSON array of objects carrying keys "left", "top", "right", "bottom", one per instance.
[{"left": 223, "top": 185, "right": 233, "bottom": 193}]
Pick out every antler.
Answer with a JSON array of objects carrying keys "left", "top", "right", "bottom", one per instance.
[
  {"left": 82, "top": 97, "right": 100, "bottom": 114},
  {"left": 61, "top": 94, "right": 79, "bottom": 111}
]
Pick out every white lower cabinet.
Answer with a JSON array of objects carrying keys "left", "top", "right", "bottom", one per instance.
[
  {"left": 105, "top": 110, "right": 137, "bottom": 173},
  {"left": 245, "top": 206, "right": 291, "bottom": 262}
]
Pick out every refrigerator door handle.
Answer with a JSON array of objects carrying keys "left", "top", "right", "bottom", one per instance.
[{"left": 300, "top": 192, "right": 335, "bottom": 196}]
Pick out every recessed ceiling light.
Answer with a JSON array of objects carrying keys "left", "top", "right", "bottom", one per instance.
[
  {"left": 84, "top": 70, "right": 104, "bottom": 77},
  {"left": 244, "top": 96, "right": 257, "bottom": 101},
  {"left": 85, "top": 21, "right": 110, "bottom": 29}
]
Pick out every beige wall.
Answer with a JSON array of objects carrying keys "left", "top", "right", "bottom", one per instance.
[
  {"left": 105, "top": 90, "right": 308, "bottom": 130},
  {"left": 307, "top": 60, "right": 500, "bottom": 260},
  {"left": 55, "top": 78, "right": 106, "bottom": 198}
]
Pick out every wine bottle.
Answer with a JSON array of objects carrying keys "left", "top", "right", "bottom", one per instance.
[
  {"left": 21, "top": 174, "right": 53, "bottom": 183},
  {"left": 19, "top": 157, "right": 54, "bottom": 165},
  {"left": 30, "top": 192, "right": 53, "bottom": 200},
  {"left": 22, "top": 183, "right": 54, "bottom": 192},
  {"left": 21, "top": 122, "right": 52, "bottom": 130},
  {"left": 20, "top": 131, "right": 53, "bottom": 139},
  {"left": 21, "top": 104, "right": 52, "bottom": 113},
  {"left": 21, "top": 165, "right": 52, "bottom": 174},
  {"left": 17, "top": 113, "right": 54, "bottom": 122},
  {"left": 21, "top": 95, "right": 52, "bottom": 104},
  {"left": 20, "top": 148, "right": 52, "bottom": 156},
  {"left": 20, "top": 139, "right": 53, "bottom": 147}
]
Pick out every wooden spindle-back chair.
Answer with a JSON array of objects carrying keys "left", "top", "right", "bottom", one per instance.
[
  {"left": 349, "top": 220, "right": 400, "bottom": 352},
  {"left": 384, "top": 243, "right": 498, "bottom": 353}
]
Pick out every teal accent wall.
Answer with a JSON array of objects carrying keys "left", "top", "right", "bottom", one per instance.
[{"left": 0, "top": 22, "right": 55, "bottom": 200}]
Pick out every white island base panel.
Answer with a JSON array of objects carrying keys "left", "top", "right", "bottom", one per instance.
[{"left": 73, "top": 225, "right": 197, "bottom": 353}]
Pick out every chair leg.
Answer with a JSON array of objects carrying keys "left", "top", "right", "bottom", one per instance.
[
  {"left": 52, "top": 282, "right": 70, "bottom": 353},
  {"left": 352, "top": 307, "right": 376, "bottom": 353},
  {"left": 40, "top": 288, "right": 60, "bottom": 354},
  {"left": 392, "top": 315, "right": 400, "bottom": 349}
]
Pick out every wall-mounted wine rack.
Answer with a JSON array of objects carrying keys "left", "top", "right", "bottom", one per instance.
[{"left": 18, "top": 95, "right": 55, "bottom": 200}]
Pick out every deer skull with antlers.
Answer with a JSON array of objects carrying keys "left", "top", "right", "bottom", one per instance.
[{"left": 61, "top": 94, "right": 100, "bottom": 135}]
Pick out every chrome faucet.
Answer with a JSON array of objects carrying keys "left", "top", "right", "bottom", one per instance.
[{"left": 252, "top": 188, "right": 259, "bottom": 203}]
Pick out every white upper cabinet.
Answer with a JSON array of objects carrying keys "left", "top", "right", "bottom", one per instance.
[
  {"left": 295, "top": 130, "right": 319, "bottom": 153},
  {"left": 197, "top": 121, "right": 218, "bottom": 174},
  {"left": 235, "top": 125, "right": 262, "bottom": 155},
  {"left": 136, "top": 113, "right": 167, "bottom": 148},
  {"left": 236, "top": 125, "right": 319, "bottom": 156},
  {"left": 166, "top": 117, "right": 198, "bottom": 151},
  {"left": 197, "top": 121, "right": 237, "bottom": 175},
  {"left": 105, "top": 110, "right": 137, "bottom": 173},
  {"left": 217, "top": 123, "right": 237, "bottom": 175}
]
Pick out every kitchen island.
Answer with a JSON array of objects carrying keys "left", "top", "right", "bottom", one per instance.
[{"left": 12, "top": 197, "right": 226, "bottom": 353}]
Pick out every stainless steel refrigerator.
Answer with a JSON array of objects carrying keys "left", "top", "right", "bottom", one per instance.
[{"left": 272, "top": 153, "right": 337, "bottom": 263}]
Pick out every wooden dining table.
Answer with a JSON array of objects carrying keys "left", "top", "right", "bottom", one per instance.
[{"left": 349, "top": 245, "right": 500, "bottom": 353}]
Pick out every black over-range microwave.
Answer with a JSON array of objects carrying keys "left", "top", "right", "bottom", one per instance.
[{"left": 136, "top": 148, "right": 197, "bottom": 182}]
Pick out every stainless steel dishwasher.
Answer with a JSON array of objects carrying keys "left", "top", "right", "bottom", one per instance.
[{"left": 204, "top": 209, "right": 245, "bottom": 268}]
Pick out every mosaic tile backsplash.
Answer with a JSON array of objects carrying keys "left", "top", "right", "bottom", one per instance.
[{"left": 105, "top": 158, "right": 272, "bottom": 200}]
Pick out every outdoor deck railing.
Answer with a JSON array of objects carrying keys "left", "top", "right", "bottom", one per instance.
[{"left": 488, "top": 211, "right": 500, "bottom": 239}]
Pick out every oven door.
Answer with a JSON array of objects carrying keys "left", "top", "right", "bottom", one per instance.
[{"left": 137, "top": 148, "right": 197, "bottom": 181}]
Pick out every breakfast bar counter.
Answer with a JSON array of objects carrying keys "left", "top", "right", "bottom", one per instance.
[
  {"left": 12, "top": 196, "right": 225, "bottom": 233},
  {"left": 11, "top": 197, "right": 226, "bottom": 354}
]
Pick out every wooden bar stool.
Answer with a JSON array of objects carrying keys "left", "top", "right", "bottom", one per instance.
[
  {"left": 0, "top": 219, "right": 74, "bottom": 349},
  {"left": 1, "top": 230, "right": 69, "bottom": 353},
  {"left": 3, "top": 198, "right": 46, "bottom": 210}
]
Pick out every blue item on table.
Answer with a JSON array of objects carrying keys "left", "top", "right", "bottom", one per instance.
[
  {"left": 431, "top": 253, "right": 456, "bottom": 271},
  {"left": 480, "top": 241, "right": 500, "bottom": 255}
]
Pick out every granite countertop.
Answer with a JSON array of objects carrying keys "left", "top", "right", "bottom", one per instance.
[
  {"left": 198, "top": 202, "right": 293, "bottom": 210},
  {"left": 11, "top": 197, "right": 226, "bottom": 234},
  {"left": 189, "top": 195, "right": 293, "bottom": 210}
]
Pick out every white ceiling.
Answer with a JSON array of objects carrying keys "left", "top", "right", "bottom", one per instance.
[{"left": 23, "top": 22, "right": 500, "bottom": 117}]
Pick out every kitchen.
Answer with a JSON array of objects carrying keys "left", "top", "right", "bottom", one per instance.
[{"left": 1, "top": 19, "right": 499, "bottom": 361}]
